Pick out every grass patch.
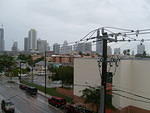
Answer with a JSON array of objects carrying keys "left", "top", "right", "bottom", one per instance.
[{"left": 20, "top": 80, "right": 73, "bottom": 103}]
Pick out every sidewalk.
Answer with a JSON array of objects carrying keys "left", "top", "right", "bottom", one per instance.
[{"left": 15, "top": 80, "right": 64, "bottom": 113}]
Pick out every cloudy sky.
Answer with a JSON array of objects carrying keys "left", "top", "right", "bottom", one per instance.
[{"left": 1, "top": 0, "right": 150, "bottom": 52}]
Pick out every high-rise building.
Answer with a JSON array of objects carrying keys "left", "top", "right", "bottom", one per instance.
[
  {"left": 96, "top": 40, "right": 103, "bottom": 55},
  {"left": 137, "top": 43, "right": 145, "bottom": 55},
  {"left": 107, "top": 46, "right": 112, "bottom": 55},
  {"left": 114, "top": 48, "right": 121, "bottom": 55},
  {"left": 24, "top": 37, "right": 29, "bottom": 51},
  {"left": 11, "top": 41, "right": 18, "bottom": 51},
  {"left": 75, "top": 42, "right": 92, "bottom": 53},
  {"left": 47, "top": 42, "right": 50, "bottom": 51},
  {"left": 85, "top": 42, "right": 92, "bottom": 53},
  {"left": 75, "top": 43, "right": 85, "bottom": 53},
  {"left": 53, "top": 43, "right": 60, "bottom": 54},
  {"left": 0, "top": 28, "right": 5, "bottom": 51},
  {"left": 37, "top": 39, "right": 47, "bottom": 53},
  {"left": 28, "top": 29, "right": 37, "bottom": 51},
  {"left": 60, "top": 41, "right": 72, "bottom": 54}
]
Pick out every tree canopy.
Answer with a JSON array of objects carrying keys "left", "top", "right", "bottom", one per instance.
[
  {"left": 0, "top": 55, "right": 16, "bottom": 73},
  {"left": 50, "top": 66, "right": 73, "bottom": 85}
]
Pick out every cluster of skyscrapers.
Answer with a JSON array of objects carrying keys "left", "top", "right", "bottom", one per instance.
[
  {"left": 24, "top": 29, "right": 50, "bottom": 53},
  {"left": 53, "top": 41, "right": 92, "bottom": 55},
  {"left": 0, "top": 27, "right": 147, "bottom": 55}
]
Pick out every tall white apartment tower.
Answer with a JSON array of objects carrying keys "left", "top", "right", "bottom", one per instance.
[
  {"left": 0, "top": 28, "right": 5, "bottom": 51},
  {"left": 28, "top": 29, "right": 37, "bottom": 51}
]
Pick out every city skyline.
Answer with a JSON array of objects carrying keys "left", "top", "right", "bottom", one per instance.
[{"left": 1, "top": 0, "right": 150, "bottom": 52}]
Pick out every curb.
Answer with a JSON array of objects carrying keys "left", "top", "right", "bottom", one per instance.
[
  {"left": 16, "top": 81, "right": 64, "bottom": 113},
  {"left": 37, "top": 91, "right": 64, "bottom": 113}
]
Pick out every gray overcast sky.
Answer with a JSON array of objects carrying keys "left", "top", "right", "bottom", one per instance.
[{"left": 1, "top": 0, "right": 150, "bottom": 52}]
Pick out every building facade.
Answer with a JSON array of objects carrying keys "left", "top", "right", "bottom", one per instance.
[
  {"left": 60, "top": 41, "right": 72, "bottom": 54},
  {"left": 37, "top": 39, "right": 47, "bottom": 53},
  {"left": 11, "top": 41, "right": 18, "bottom": 51},
  {"left": 74, "top": 58, "right": 150, "bottom": 111},
  {"left": 114, "top": 48, "right": 121, "bottom": 55},
  {"left": 28, "top": 29, "right": 37, "bottom": 51},
  {"left": 0, "top": 28, "right": 4, "bottom": 51},
  {"left": 53, "top": 43, "right": 60, "bottom": 54},
  {"left": 96, "top": 40, "right": 103, "bottom": 55},
  {"left": 75, "top": 42, "right": 92, "bottom": 53},
  {"left": 24, "top": 37, "right": 29, "bottom": 51},
  {"left": 137, "top": 43, "right": 145, "bottom": 55},
  {"left": 107, "top": 46, "right": 112, "bottom": 55}
]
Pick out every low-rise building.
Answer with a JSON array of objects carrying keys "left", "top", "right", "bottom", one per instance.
[{"left": 74, "top": 58, "right": 150, "bottom": 111}]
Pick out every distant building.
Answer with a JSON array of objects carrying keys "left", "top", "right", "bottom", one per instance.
[
  {"left": 37, "top": 39, "right": 47, "bottom": 53},
  {"left": 107, "top": 46, "right": 112, "bottom": 55},
  {"left": 114, "top": 48, "right": 121, "bottom": 55},
  {"left": 75, "top": 43, "right": 85, "bottom": 53},
  {"left": 132, "top": 50, "right": 135, "bottom": 56},
  {"left": 96, "top": 40, "right": 103, "bottom": 55},
  {"left": 75, "top": 42, "right": 92, "bottom": 53},
  {"left": 24, "top": 37, "right": 29, "bottom": 51},
  {"left": 60, "top": 41, "right": 72, "bottom": 54},
  {"left": 0, "top": 28, "right": 5, "bottom": 51},
  {"left": 85, "top": 42, "right": 92, "bottom": 53},
  {"left": 11, "top": 41, "right": 18, "bottom": 51},
  {"left": 28, "top": 29, "right": 37, "bottom": 51},
  {"left": 47, "top": 43, "right": 50, "bottom": 51},
  {"left": 53, "top": 43, "right": 60, "bottom": 54},
  {"left": 137, "top": 43, "right": 145, "bottom": 55},
  {"left": 51, "top": 55, "right": 74, "bottom": 65}
]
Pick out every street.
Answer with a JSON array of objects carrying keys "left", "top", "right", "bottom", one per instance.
[{"left": 0, "top": 78, "right": 62, "bottom": 113}]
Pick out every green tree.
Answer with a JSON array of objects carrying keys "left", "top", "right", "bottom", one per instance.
[
  {"left": 0, "top": 55, "right": 17, "bottom": 77},
  {"left": 82, "top": 87, "right": 100, "bottom": 113},
  {"left": 82, "top": 87, "right": 114, "bottom": 113},
  {"left": 51, "top": 66, "right": 73, "bottom": 87}
]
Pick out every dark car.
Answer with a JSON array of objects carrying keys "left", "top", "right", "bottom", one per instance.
[
  {"left": 65, "top": 104, "right": 80, "bottom": 113},
  {"left": 65, "top": 104, "right": 93, "bottom": 113},
  {"left": 26, "top": 87, "right": 37, "bottom": 95},
  {"left": 1, "top": 100, "right": 15, "bottom": 113},
  {"left": 19, "top": 84, "right": 28, "bottom": 90},
  {"left": 48, "top": 96, "right": 66, "bottom": 108}
]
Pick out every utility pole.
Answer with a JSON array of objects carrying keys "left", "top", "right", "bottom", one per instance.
[
  {"left": 44, "top": 51, "right": 47, "bottom": 94},
  {"left": 31, "top": 64, "right": 33, "bottom": 82},
  {"left": 97, "top": 28, "right": 108, "bottom": 113},
  {"left": 19, "top": 62, "right": 21, "bottom": 81}
]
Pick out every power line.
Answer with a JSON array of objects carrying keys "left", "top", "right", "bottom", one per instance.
[
  {"left": 113, "top": 92, "right": 150, "bottom": 104},
  {"left": 112, "top": 88, "right": 150, "bottom": 101}
]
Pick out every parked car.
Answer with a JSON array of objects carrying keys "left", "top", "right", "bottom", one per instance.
[
  {"left": 19, "top": 84, "right": 28, "bottom": 90},
  {"left": 65, "top": 104, "right": 93, "bottom": 113},
  {"left": 65, "top": 104, "right": 80, "bottom": 113},
  {"left": 26, "top": 87, "right": 38, "bottom": 95},
  {"left": 1, "top": 100, "right": 15, "bottom": 113},
  {"left": 48, "top": 96, "right": 66, "bottom": 108}
]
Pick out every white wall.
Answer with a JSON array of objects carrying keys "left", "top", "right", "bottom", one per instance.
[
  {"left": 74, "top": 58, "right": 150, "bottom": 110},
  {"left": 74, "top": 58, "right": 101, "bottom": 96}
]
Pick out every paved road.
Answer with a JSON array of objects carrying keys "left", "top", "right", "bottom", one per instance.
[{"left": 0, "top": 79, "right": 62, "bottom": 113}]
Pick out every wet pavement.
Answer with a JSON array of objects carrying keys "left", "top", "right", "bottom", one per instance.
[{"left": 0, "top": 77, "right": 62, "bottom": 113}]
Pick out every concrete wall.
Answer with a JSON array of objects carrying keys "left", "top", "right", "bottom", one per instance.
[
  {"left": 74, "top": 58, "right": 150, "bottom": 110},
  {"left": 74, "top": 58, "right": 101, "bottom": 96}
]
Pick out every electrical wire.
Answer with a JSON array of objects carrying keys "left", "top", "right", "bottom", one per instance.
[
  {"left": 113, "top": 89, "right": 150, "bottom": 101},
  {"left": 104, "top": 26, "right": 134, "bottom": 32},
  {"left": 113, "top": 92, "right": 150, "bottom": 104}
]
